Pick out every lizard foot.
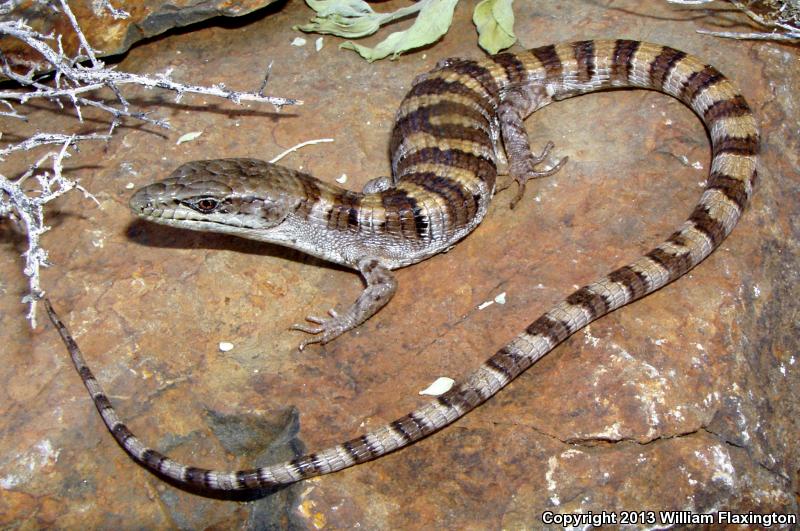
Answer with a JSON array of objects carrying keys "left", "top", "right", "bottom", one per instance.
[
  {"left": 289, "top": 258, "right": 397, "bottom": 351},
  {"left": 290, "top": 308, "right": 352, "bottom": 351},
  {"left": 499, "top": 141, "right": 568, "bottom": 209}
]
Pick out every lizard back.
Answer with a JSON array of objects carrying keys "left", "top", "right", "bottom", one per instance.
[{"left": 61, "top": 39, "right": 758, "bottom": 492}]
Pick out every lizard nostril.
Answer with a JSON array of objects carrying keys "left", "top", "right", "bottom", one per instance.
[{"left": 129, "top": 187, "right": 155, "bottom": 213}]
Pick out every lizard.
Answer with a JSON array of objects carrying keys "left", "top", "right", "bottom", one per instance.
[{"left": 46, "top": 39, "right": 758, "bottom": 493}]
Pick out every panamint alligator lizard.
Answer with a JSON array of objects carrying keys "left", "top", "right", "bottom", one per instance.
[{"left": 47, "top": 40, "right": 758, "bottom": 493}]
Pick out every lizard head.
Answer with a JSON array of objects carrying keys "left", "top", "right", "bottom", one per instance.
[{"left": 129, "top": 158, "right": 306, "bottom": 238}]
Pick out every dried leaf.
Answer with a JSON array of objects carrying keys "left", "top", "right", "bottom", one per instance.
[
  {"left": 340, "top": 0, "right": 458, "bottom": 62},
  {"left": 473, "top": 0, "right": 516, "bottom": 54},
  {"left": 295, "top": 0, "right": 421, "bottom": 39},
  {"left": 176, "top": 131, "right": 202, "bottom": 145}
]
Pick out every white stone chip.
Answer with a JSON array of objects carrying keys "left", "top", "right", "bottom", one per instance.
[{"left": 419, "top": 377, "right": 454, "bottom": 396}]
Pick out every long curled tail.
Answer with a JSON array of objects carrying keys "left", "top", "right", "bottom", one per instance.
[{"left": 46, "top": 40, "right": 757, "bottom": 492}]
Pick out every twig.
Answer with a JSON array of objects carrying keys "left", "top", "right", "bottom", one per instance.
[
  {"left": 269, "top": 139, "right": 335, "bottom": 164},
  {"left": 697, "top": 27, "right": 800, "bottom": 38},
  {"left": 0, "top": 133, "right": 111, "bottom": 159},
  {"left": 0, "top": 1, "right": 302, "bottom": 326},
  {"left": 98, "top": 0, "right": 130, "bottom": 20},
  {"left": 0, "top": 20, "right": 301, "bottom": 124},
  {"left": 0, "top": 135, "right": 105, "bottom": 326},
  {"left": 668, "top": 0, "right": 800, "bottom": 41},
  {"left": 57, "top": 0, "right": 102, "bottom": 68}
]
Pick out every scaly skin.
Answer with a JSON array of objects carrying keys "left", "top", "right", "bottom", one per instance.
[{"left": 48, "top": 40, "right": 756, "bottom": 493}]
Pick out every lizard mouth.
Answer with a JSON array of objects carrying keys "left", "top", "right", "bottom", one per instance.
[{"left": 129, "top": 196, "right": 265, "bottom": 231}]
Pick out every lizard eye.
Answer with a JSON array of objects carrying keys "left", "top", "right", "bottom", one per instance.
[{"left": 192, "top": 197, "right": 219, "bottom": 213}]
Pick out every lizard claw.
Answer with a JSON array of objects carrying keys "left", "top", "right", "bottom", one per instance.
[
  {"left": 302, "top": 315, "right": 326, "bottom": 326},
  {"left": 291, "top": 309, "right": 349, "bottom": 351},
  {"left": 297, "top": 335, "right": 323, "bottom": 351},
  {"left": 507, "top": 142, "right": 568, "bottom": 209}
]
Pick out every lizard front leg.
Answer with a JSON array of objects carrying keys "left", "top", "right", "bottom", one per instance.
[
  {"left": 498, "top": 84, "right": 568, "bottom": 208},
  {"left": 291, "top": 257, "right": 397, "bottom": 350}
]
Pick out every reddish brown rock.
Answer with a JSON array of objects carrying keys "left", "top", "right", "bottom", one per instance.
[
  {"left": 0, "top": 0, "right": 797, "bottom": 527},
  {"left": 0, "top": 0, "right": 281, "bottom": 71}
]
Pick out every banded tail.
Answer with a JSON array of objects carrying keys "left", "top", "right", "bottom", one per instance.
[{"left": 48, "top": 40, "right": 757, "bottom": 492}]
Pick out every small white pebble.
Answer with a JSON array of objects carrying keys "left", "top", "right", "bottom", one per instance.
[
  {"left": 219, "top": 342, "right": 234, "bottom": 352},
  {"left": 692, "top": 161, "right": 703, "bottom": 170},
  {"left": 477, "top": 300, "right": 494, "bottom": 310},
  {"left": 494, "top": 292, "right": 506, "bottom": 305},
  {"left": 419, "top": 377, "right": 454, "bottom": 396},
  {"left": 291, "top": 37, "right": 307, "bottom": 47},
  {"left": 125, "top": 182, "right": 135, "bottom": 189},
  {"left": 315, "top": 37, "right": 324, "bottom": 51},
  {"left": 336, "top": 173, "right": 347, "bottom": 184}
]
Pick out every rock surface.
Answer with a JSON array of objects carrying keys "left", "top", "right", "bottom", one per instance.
[
  {"left": 1, "top": 0, "right": 798, "bottom": 527},
  {"left": 0, "top": 0, "right": 281, "bottom": 71}
]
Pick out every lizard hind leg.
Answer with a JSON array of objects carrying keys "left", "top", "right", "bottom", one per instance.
[
  {"left": 291, "top": 257, "right": 397, "bottom": 350},
  {"left": 497, "top": 84, "right": 568, "bottom": 209}
]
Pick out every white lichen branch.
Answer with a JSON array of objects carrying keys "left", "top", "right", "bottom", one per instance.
[
  {"left": 57, "top": 0, "right": 102, "bottom": 68},
  {"left": 668, "top": 0, "right": 800, "bottom": 40},
  {"left": 0, "top": 132, "right": 109, "bottom": 158},
  {"left": 96, "top": 0, "right": 131, "bottom": 20},
  {"left": 0, "top": 1, "right": 302, "bottom": 326},
  {"left": 0, "top": 134, "right": 105, "bottom": 326},
  {"left": 0, "top": 15, "right": 301, "bottom": 133}
]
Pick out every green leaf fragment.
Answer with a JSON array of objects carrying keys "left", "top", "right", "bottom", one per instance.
[
  {"left": 294, "top": 0, "right": 424, "bottom": 39},
  {"left": 340, "top": 0, "right": 459, "bottom": 62},
  {"left": 473, "top": 0, "right": 516, "bottom": 54}
]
